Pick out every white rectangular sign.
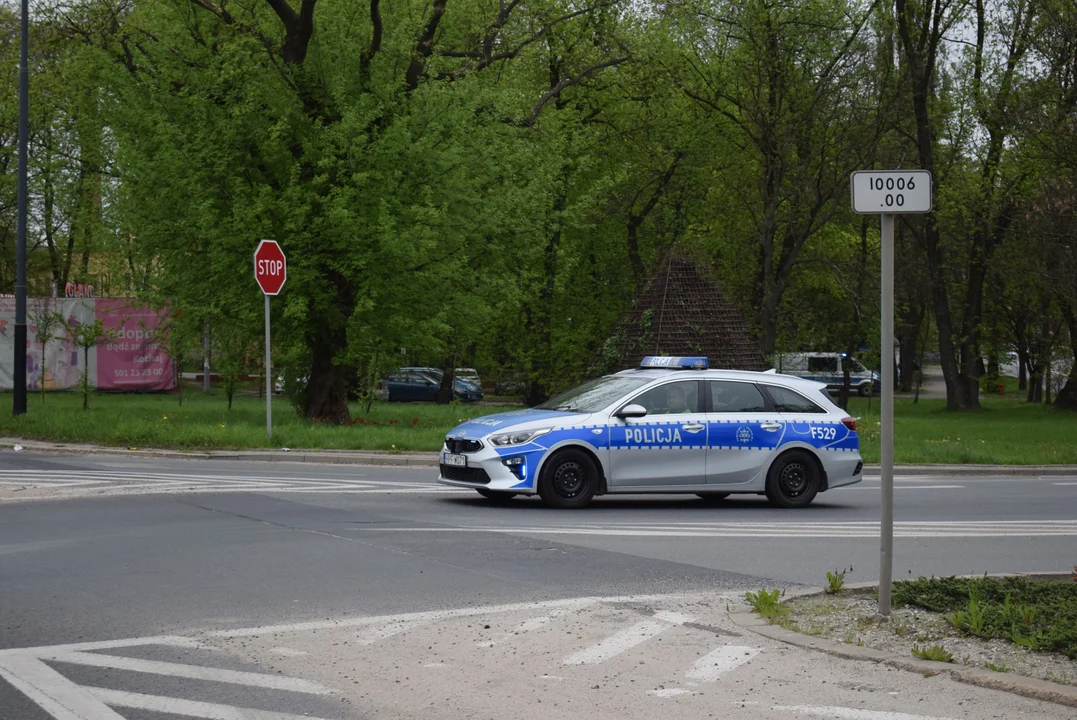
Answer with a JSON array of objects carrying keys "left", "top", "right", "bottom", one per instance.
[{"left": 851, "top": 170, "right": 932, "bottom": 214}]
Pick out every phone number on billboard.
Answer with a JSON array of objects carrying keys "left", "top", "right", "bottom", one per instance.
[{"left": 114, "top": 368, "right": 165, "bottom": 377}]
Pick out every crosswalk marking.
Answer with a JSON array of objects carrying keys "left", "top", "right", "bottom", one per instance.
[
  {"left": 774, "top": 706, "right": 955, "bottom": 720},
  {"left": 85, "top": 687, "right": 338, "bottom": 720},
  {"left": 0, "top": 469, "right": 458, "bottom": 498},
  {"left": 42, "top": 651, "right": 329, "bottom": 694},
  {"left": 563, "top": 611, "right": 694, "bottom": 665},
  {"left": 0, "top": 652, "right": 126, "bottom": 720},
  {"left": 686, "top": 645, "right": 759, "bottom": 682},
  {"left": 378, "top": 520, "right": 1077, "bottom": 539}
]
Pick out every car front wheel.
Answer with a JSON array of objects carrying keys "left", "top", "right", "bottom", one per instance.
[
  {"left": 765, "top": 451, "right": 821, "bottom": 508},
  {"left": 538, "top": 449, "right": 599, "bottom": 509},
  {"left": 858, "top": 382, "right": 872, "bottom": 397}
]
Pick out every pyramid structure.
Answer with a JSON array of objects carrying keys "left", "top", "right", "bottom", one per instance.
[{"left": 602, "top": 248, "right": 767, "bottom": 372}]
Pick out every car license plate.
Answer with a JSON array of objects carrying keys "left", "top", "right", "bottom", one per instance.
[{"left": 444, "top": 453, "right": 467, "bottom": 468}]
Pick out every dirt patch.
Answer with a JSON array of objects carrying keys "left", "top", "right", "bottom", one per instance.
[{"left": 782, "top": 589, "right": 1077, "bottom": 687}]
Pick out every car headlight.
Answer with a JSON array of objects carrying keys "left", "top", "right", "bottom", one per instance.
[{"left": 488, "top": 428, "right": 552, "bottom": 446}]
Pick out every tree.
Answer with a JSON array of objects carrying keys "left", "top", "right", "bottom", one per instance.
[
  {"left": 29, "top": 300, "right": 64, "bottom": 402},
  {"left": 62, "top": 317, "right": 116, "bottom": 409},
  {"left": 675, "top": 0, "right": 889, "bottom": 354}
]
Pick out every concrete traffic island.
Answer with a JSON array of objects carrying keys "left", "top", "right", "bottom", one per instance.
[{"left": 729, "top": 574, "right": 1077, "bottom": 709}]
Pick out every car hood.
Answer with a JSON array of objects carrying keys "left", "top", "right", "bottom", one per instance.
[{"left": 446, "top": 409, "right": 585, "bottom": 439}]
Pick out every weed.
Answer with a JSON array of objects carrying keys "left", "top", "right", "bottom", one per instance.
[
  {"left": 893, "top": 622, "right": 911, "bottom": 636},
  {"left": 745, "top": 589, "right": 789, "bottom": 622},
  {"left": 983, "top": 662, "right": 1013, "bottom": 673},
  {"left": 825, "top": 568, "right": 848, "bottom": 594},
  {"left": 912, "top": 645, "right": 953, "bottom": 663},
  {"left": 842, "top": 630, "right": 855, "bottom": 645}
]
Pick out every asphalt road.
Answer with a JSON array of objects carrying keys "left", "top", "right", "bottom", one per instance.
[{"left": 1, "top": 452, "right": 1075, "bottom": 720}]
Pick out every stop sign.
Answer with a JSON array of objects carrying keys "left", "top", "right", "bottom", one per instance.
[{"left": 254, "top": 239, "right": 287, "bottom": 295}]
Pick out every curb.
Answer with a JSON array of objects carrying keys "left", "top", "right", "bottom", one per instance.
[
  {"left": 2, "top": 438, "right": 1076, "bottom": 475},
  {"left": 0, "top": 438, "right": 441, "bottom": 468},
  {"left": 728, "top": 575, "right": 1077, "bottom": 709}
]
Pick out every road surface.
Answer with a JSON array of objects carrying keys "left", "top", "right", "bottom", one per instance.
[{"left": 1, "top": 452, "right": 1074, "bottom": 719}]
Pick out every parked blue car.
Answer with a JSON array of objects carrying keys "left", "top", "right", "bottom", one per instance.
[{"left": 386, "top": 368, "right": 484, "bottom": 402}]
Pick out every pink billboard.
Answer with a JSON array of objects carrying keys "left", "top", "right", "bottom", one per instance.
[{"left": 95, "top": 299, "right": 174, "bottom": 391}]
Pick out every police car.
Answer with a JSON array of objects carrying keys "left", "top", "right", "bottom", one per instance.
[{"left": 438, "top": 357, "right": 863, "bottom": 508}]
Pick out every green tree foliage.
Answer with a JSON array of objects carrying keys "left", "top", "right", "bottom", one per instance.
[{"left": 0, "top": 0, "right": 1072, "bottom": 414}]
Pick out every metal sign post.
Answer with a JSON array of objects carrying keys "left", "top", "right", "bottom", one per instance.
[
  {"left": 851, "top": 170, "right": 932, "bottom": 616},
  {"left": 254, "top": 240, "right": 287, "bottom": 440}
]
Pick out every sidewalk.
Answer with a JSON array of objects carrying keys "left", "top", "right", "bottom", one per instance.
[{"left": 3, "top": 437, "right": 1076, "bottom": 475}]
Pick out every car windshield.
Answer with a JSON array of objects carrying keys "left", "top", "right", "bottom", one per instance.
[{"left": 538, "top": 375, "right": 652, "bottom": 413}]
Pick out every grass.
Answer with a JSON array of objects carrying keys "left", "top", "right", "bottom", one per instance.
[
  {"left": 846, "top": 395, "right": 1077, "bottom": 464},
  {"left": 894, "top": 576, "right": 1077, "bottom": 660},
  {"left": 0, "top": 387, "right": 1074, "bottom": 461},
  {"left": 0, "top": 390, "right": 512, "bottom": 452}
]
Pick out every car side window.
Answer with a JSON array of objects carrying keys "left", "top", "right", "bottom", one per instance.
[
  {"left": 764, "top": 385, "right": 826, "bottom": 413},
  {"left": 708, "top": 381, "right": 767, "bottom": 412},
  {"left": 631, "top": 381, "right": 701, "bottom": 415},
  {"left": 808, "top": 356, "right": 838, "bottom": 373}
]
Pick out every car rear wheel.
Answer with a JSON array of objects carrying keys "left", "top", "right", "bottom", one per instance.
[
  {"left": 538, "top": 449, "right": 598, "bottom": 509},
  {"left": 696, "top": 493, "right": 730, "bottom": 503},
  {"left": 476, "top": 489, "right": 517, "bottom": 503},
  {"left": 765, "top": 450, "right": 821, "bottom": 508}
]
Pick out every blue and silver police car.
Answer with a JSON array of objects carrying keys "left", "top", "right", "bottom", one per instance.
[{"left": 438, "top": 357, "right": 862, "bottom": 508}]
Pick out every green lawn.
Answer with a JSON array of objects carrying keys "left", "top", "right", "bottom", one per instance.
[
  {"left": 0, "top": 391, "right": 511, "bottom": 452},
  {"left": 0, "top": 390, "right": 1074, "bottom": 464},
  {"left": 847, "top": 395, "right": 1077, "bottom": 464}
]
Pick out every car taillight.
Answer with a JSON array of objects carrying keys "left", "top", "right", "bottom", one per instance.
[{"left": 841, "top": 417, "right": 857, "bottom": 431}]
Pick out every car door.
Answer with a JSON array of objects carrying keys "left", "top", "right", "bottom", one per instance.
[
  {"left": 705, "top": 380, "right": 787, "bottom": 486},
  {"left": 608, "top": 379, "right": 708, "bottom": 488},
  {"left": 761, "top": 383, "right": 836, "bottom": 448}
]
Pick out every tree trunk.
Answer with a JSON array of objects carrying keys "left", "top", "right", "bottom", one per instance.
[
  {"left": 897, "top": 306, "right": 923, "bottom": 393},
  {"left": 436, "top": 363, "right": 455, "bottom": 404},
  {"left": 304, "top": 270, "right": 355, "bottom": 423},
  {"left": 1018, "top": 351, "right": 1028, "bottom": 389},
  {"left": 1055, "top": 303, "right": 1077, "bottom": 410}
]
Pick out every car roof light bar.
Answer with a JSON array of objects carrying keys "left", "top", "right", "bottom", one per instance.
[{"left": 639, "top": 356, "right": 709, "bottom": 370}]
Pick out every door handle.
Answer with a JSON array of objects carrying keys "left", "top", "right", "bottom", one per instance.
[
  {"left": 682, "top": 424, "right": 705, "bottom": 432},
  {"left": 761, "top": 422, "right": 782, "bottom": 431}
]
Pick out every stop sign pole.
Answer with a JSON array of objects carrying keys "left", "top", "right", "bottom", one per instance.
[
  {"left": 851, "top": 170, "right": 932, "bottom": 616},
  {"left": 254, "top": 240, "right": 287, "bottom": 439}
]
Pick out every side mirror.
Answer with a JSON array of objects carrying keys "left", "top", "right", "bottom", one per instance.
[{"left": 616, "top": 404, "right": 648, "bottom": 419}]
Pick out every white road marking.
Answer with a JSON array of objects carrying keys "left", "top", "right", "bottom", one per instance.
[
  {"left": 847, "top": 485, "right": 965, "bottom": 490},
  {"left": 85, "top": 687, "right": 338, "bottom": 720},
  {"left": 41, "top": 651, "right": 329, "bottom": 694},
  {"left": 1055, "top": 482, "right": 1077, "bottom": 486},
  {"left": 774, "top": 706, "right": 955, "bottom": 720},
  {"left": 269, "top": 647, "right": 308, "bottom": 657},
  {"left": 563, "top": 612, "right": 693, "bottom": 665},
  {"left": 685, "top": 645, "right": 759, "bottom": 682},
  {"left": 648, "top": 688, "right": 694, "bottom": 698},
  {"left": 207, "top": 595, "right": 684, "bottom": 639},
  {"left": 0, "top": 652, "right": 126, "bottom": 720},
  {"left": 354, "top": 619, "right": 433, "bottom": 646},
  {"left": 375, "top": 520, "right": 1077, "bottom": 539},
  {"left": 0, "top": 470, "right": 454, "bottom": 499},
  {"left": 477, "top": 599, "right": 598, "bottom": 647}
]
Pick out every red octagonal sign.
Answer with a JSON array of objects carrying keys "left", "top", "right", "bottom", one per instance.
[{"left": 254, "top": 239, "right": 287, "bottom": 295}]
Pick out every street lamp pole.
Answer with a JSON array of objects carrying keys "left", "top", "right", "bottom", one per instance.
[{"left": 14, "top": 0, "right": 30, "bottom": 416}]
